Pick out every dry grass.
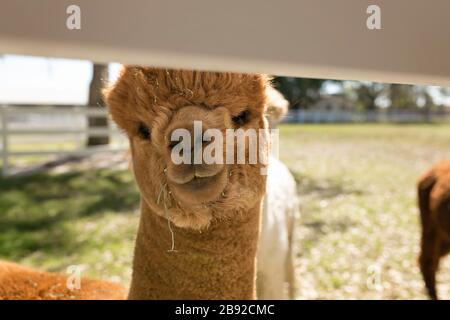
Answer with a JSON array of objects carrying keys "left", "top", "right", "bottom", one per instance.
[{"left": 279, "top": 124, "right": 450, "bottom": 299}]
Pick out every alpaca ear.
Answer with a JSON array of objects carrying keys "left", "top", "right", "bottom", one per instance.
[
  {"left": 103, "top": 66, "right": 139, "bottom": 136},
  {"left": 265, "top": 86, "right": 289, "bottom": 125}
]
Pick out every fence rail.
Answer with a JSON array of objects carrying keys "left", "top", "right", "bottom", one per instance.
[
  {"left": 283, "top": 110, "right": 450, "bottom": 123},
  {"left": 0, "top": 105, "right": 128, "bottom": 176},
  {"left": 2, "top": 105, "right": 449, "bottom": 175}
]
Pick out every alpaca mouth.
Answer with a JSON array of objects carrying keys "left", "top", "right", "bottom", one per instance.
[
  {"left": 169, "top": 168, "right": 228, "bottom": 204},
  {"left": 180, "top": 173, "right": 221, "bottom": 191}
]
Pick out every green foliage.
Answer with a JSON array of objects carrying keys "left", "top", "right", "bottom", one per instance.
[
  {"left": 353, "top": 83, "right": 387, "bottom": 111},
  {"left": 273, "top": 76, "right": 445, "bottom": 111},
  {"left": 388, "top": 84, "right": 418, "bottom": 108},
  {"left": 272, "top": 77, "right": 327, "bottom": 109}
]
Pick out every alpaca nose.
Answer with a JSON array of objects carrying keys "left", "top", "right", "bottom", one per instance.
[
  {"left": 165, "top": 120, "right": 224, "bottom": 185},
  {"left": 167, "top": 122, "right": 212, "bottom": 164},
  {"left": 168, "top": 125, "right": 205, "bottom": 150}
]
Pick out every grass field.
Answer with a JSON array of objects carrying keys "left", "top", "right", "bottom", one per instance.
[{"left": 1, "top": 123, "right": 450, "bottom": 299}]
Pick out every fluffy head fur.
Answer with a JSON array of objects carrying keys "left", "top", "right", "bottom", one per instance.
[{"left": 104, "top": 67, "right": 270, "bottom": 230}]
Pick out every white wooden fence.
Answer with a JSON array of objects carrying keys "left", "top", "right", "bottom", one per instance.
[
  {"left": 0, "top": 105, "right": 128, "bottom": 176},
  {"left": 2, "top": 105, "right": 448, "bottom": 176},
  {"left": 283, "top": 110, "right": 450, "bottom": 123}
]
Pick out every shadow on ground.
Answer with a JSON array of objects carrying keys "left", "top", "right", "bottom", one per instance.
[
  {"left": 290, "top": 171, "right": 362, "bottom": 255},
  {"left": 0, "top": 168, "right": 139, "bottom": 260},
  {"left": 292, "top": 171, "right": 366, "bottom": 198}
]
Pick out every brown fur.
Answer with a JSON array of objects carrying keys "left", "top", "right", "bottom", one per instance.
[
  {"left": 0, "top": 67, "right": 270, "bottom": 300},
  {"left": 107, "top": 67, "right": 269, "bottom": 299},
  {"left": 0, "top": 261, "right": 126, "bottom": 300},
  {"left": 418, "top": 160, "right": 450, "bottom": 300}
]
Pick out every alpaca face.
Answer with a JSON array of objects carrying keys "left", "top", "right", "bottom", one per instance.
[{"left": 104, "top": 67, "right": 269, "bottom": 230}]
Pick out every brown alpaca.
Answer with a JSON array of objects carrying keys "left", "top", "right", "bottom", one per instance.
[
  {"left": 0, "top": 67, "right": 270, "bottom": 300},
  {"left": 418, "top": 160, "right": 450, "bottom": 300},
  {"left": 0, "top": 260, "right": 126, "bottom": 299}
]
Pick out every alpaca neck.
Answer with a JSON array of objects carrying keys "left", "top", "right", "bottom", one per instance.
[{"left": 128, "top": 200, "right": 262, "bottom": 300}]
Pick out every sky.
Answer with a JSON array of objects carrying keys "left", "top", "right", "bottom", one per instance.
[
  {"left": 0, "top": 55, "right": 120, "bottom": 104},
  {"left": 0, "top": 55, "right": 449, "bottom": 106}
]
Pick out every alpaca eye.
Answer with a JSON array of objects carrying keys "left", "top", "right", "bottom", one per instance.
[
  {"left": 137, "top": 123, "right": 151, "bottom": 140},
  {"left": 232, "top": 110, "right": 250, "bottom": 126}
]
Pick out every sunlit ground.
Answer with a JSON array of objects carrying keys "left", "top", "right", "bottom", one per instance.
[
  {"left": 279, "top": 124, "right": 450, "bottom": 299},
  {"left": 1, "top": 123, "right": 450, "bottom": 299}
]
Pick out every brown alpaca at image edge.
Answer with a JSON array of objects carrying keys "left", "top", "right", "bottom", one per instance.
[
  {"left": 0, "top": 67, "right": 270, "bottom": 299},
  {"left": 418, "top": 160, "right": 450, "bottom": 300},
  {"left": 0, "top": 261, "right": 126, "bottom": 299}
]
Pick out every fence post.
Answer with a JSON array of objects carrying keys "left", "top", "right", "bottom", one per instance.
[{"left": 1, "top": 106, "right": 8, "bottom": 176}]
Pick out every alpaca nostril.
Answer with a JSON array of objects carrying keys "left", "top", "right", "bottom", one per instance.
[
  {"left": 168, "top": 134, "right": 203, "bottom": 150},
  {"left": 168, "top": 140, "right": 179, "bottom": 150},
  {"left": 168, "top": 122, "right": 215, "bottom": 163}
]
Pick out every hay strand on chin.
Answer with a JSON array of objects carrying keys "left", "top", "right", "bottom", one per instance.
[{"left": 157, "top": 182, "right": 177, "bottom": 253}]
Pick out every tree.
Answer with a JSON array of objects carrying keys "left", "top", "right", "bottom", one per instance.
[
  {"left": 87, "top": 63, "right": 109, "bottom": 146},
  {"left": 439, "top": 87, "right": 450, "bottom": 95},
  {"left": 353, "top": 82, "right": 386, "bottom": 111},
  {"left": 272, "top": 77, "right": 327, "bottom": 109},
  {"left": 414, "top": 85, "right": 436, "bottom": 122},
  {"left": 388, "top": 84, "right": 417, "bottom": 109}
]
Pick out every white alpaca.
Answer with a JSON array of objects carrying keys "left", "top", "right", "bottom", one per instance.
[
  {"left": 257, "top": 156, "right": 299, "bottom": 299},
  {"left": 257, "top": 87, "right": 299, "bottom": 299}
]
